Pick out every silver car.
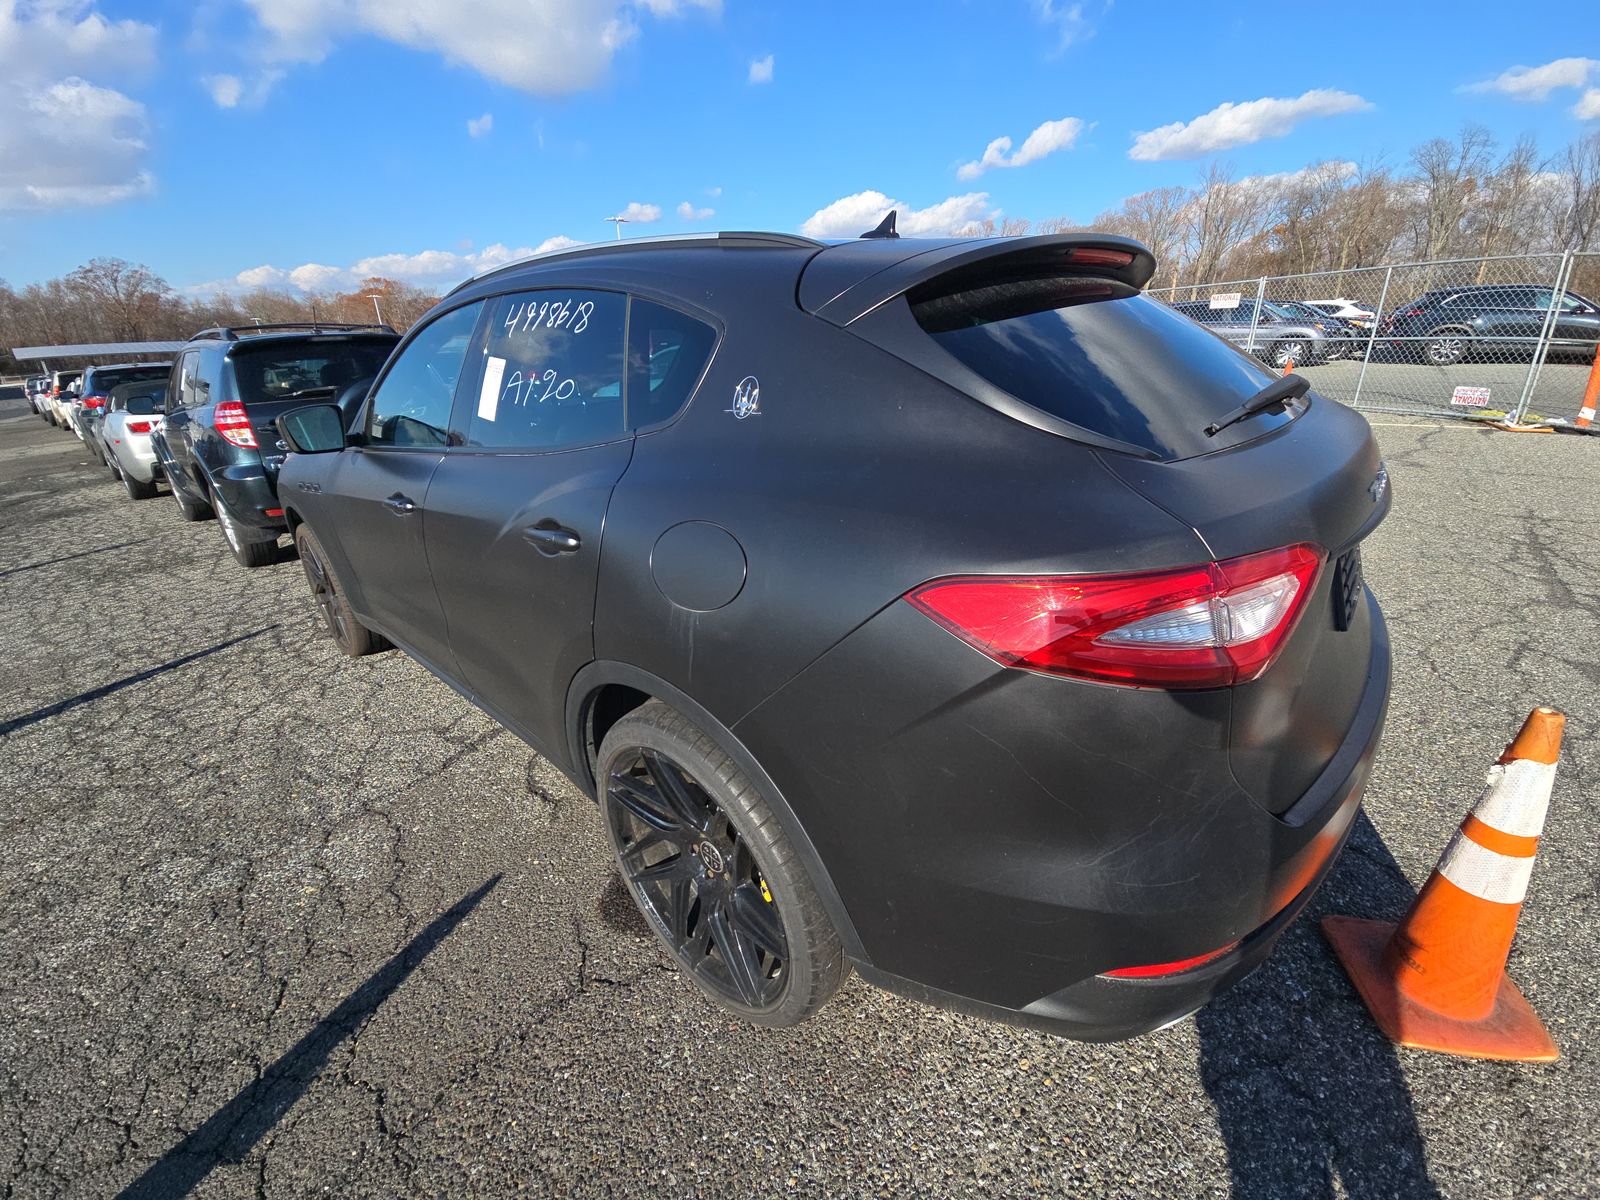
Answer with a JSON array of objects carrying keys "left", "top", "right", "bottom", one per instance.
[
  {"left": 101, "top": 382, "right": 167, "bottom": 500},
  {"left": 1169, "top": 299, "right": 1332, "bottom": 369}
]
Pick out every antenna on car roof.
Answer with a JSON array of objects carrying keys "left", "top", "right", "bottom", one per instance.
[{"left": 859, "top": 211, "right": 899, "bottom": 240}]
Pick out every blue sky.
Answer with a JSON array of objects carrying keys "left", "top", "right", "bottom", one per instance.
[{"left": 1, "top": 1, "right": 1594, "bottom": 294}]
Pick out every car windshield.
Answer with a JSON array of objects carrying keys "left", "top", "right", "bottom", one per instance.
[
  {"left": 230, "top": 340, "right": 396, "bottom": 402},
  {"left": 912, "top": 273, "right": 1294, "bottom": 458}
]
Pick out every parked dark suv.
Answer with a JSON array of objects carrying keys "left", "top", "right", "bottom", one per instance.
[
  {"left": 275, "top": 228, "right": 1391, "bottom": 1042},
  {"left": 1380, "top": 284, "right": 1600, "bottom": 366},
  {"left": 154, "top": 324, "right": 399, "bottom": 566}
]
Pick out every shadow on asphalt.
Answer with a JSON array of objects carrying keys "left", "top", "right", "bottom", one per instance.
[
  {"left": 1196, "top": 813, "right": 1440, "bottom": 1198},
  {"left": 0, "top": 625, "right": 280, "bottom": 737},
  {"left": 115, "top": 874, "right": 502, "bottom": 1200},
  {"left": 0, "top": 538, "right": 152, "bottom": 579}
]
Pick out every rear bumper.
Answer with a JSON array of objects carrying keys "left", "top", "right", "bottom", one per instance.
[
  {"left": 210, "top": 462, "right": 286, "bottom": 538},
  {"left": 739, "top": 587, "right": 1391, "bottom": 1042}
]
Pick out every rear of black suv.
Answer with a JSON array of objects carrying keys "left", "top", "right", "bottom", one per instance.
[
  {"left": 159, "top": 325, "right": 398, "bottom": 566},
  {"left": 597, "top": 236, "right": 1390, "bottom": 1040}
]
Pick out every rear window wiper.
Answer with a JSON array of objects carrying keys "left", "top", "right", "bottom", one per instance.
[{"left": 1204, "top": 373, "right": 1310, "bottom": 438}]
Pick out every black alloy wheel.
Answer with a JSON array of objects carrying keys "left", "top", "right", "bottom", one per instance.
[
  {"left": 607, "top": 748, "right": 788, "bottom": 1009},
  {"left": 294, "top": 524, "right": 385, "bottom": 656},
  {"left": 597, "top": 701, "right": 847, "bottom": 1026}
]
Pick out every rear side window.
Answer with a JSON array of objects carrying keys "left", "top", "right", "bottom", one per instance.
[
  {"left": 627, "top": 299, "right": 717, "bottom": 428},
  {"left": 468, "top": 290, "right": 627, "bottom": 451},
  {"left": 912, "top": 275, "right": 1294, "bottom": 459}
]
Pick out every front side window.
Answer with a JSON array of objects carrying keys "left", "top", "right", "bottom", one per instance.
[
  {"left": 367, "top": 302, "right": 483, "bottom": 447},
  {"left": 467, "top": 290, "right": 626, "bottom": 450}
]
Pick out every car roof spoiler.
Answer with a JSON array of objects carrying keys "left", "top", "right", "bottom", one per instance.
[{"left": 797, "top": 234, "right": 1156, "bottom": 326}]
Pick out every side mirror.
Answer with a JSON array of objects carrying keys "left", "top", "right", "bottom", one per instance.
[{"left": 277, "top": 404, "right": 350, "bottom": 454}]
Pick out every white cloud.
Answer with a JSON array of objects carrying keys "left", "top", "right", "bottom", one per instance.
[
  {"left": 1032, "top": 0, "right": 1096, "bottom": 52},
  {"left": 615, "top": 201, "right": 662, "bottom": 223},
  {"left": 288, "top": 263, "right": 347, "bottom": 290},
  {"left": 748, "top": 53, "right": 773, "bottom": 84},
  {"left": 707, "top": 185, "right": 722, "bottom": 197},
  {"left": 535, "top": 235, "right": 583, "bottom": 253},
  {"left": 238, "top": 0, "right": 718, "bottom": 98},
  {"left": 0, "top": 5, "right": 159, "bottom": 210},
  {"left": 958, "top": 116, "right": 1086, "bottom": 180},
  {"left": 1129, "top": 89, "right": 1372, "bottom": 161},
  {"left": 800, "top": 190, "right": 999, "bottom": 239},
  {"left": 1238, "top": 160, "right": 1359, "bottom": 190},
  {"left": 677, "top": 201, "right": 714, "bottom": 220},
  {"left": 205, "top": 74, "right": 243, "bottom": 108},
  {"left": 1468, "top": 57, "right": 1599, "bottom": 101},
  {"left": 1575, "top": 88, "right": 1600, "bottom": 120},
  {"left": 467, "top": 111, "right": 493, "bottom": 138}
]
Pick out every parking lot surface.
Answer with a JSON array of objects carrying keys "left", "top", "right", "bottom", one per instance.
[{"left": 1, "top": 397, "right": 1596, "bottom": 1198}]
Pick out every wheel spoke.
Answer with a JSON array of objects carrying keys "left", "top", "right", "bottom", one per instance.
[
  {"left": 642, "top": 750, "right": 711, "bottom": 831},
  {"left": 729, "top": 886, "right": 787, "bottom": 960},
  {"left": 609, "top": 770, "right": 680, "bottom": 830},
  {"left": 708, "top": 904, "right": 767, "bottom": 1007},
  {"left": 632, "top": 851, "right": 692, "bottom": 884},
  {"left": 666, "top": 878, "right": 697, "bottom": 947}
]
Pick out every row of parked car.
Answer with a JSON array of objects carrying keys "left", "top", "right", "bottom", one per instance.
[
  {"left": 15, "top": 225, "right": 1402, "bottom": 1047},
  {"left": 1162, "top": 284, "right": 1600, "bottom": 368}
]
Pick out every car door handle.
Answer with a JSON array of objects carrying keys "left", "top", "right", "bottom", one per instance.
[
  {"left": 384, "top": 493, "right": 419, "bottom": 514},
  {"left": 523, "top": 523, "right": 581, "bottom": 554}
]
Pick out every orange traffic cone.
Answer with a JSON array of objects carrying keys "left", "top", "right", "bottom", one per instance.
[
  {"left": 1578, "top": 343, "right": 1600, "bottom": 428},
  {"left": 1282, "top": 358, "right": 1295, "bottom": 376},
  {"left": 1322, "top": 707, "right": 1564, "bottom": 1062}
]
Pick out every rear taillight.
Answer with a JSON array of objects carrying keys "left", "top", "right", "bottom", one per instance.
[
  {"left": 83, "top": 394, "right": 106, "bottom": 409},
  {"left": 905, "top": 544, "right": 1325, "bottom": 690},
  {"left": 213, "top": 400, "right": 257, "bottom": 448},
  {"left": 127, "top": 420, "right": 153, "bottom": 434}
]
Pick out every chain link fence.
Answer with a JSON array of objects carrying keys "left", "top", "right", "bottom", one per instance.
[{"left": 1147, "top": 252, "right": 1600, "bottom": 425}]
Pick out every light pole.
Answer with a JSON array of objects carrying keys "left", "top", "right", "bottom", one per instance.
[
  {"left": 606, "top": 216, "right": 629, "bottom": 240},
  {"left": 368, "top": 293, "right": 385, "bottom": 325}
]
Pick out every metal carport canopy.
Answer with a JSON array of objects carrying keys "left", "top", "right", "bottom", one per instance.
[{"left": 12, "top": 341, "right": 187, "bottom": 360}]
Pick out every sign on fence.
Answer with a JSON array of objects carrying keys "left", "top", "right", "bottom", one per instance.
[
  {"left": 1451, "top": 386, "right": 1492, "bottom": 408},
  {"left": 1208, "top": 293, "right": 1242, "bottom": 309}
]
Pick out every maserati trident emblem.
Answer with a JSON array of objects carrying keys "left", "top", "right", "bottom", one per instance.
[{"left": 728, "top": 375, "right": 761, "bottom": 419}]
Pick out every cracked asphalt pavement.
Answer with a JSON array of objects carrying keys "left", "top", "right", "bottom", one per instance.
[{"left": 1, "top": 397, "right": 1596, "bottom": 1198}]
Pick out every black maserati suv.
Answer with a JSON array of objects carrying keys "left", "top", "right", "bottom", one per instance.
[{"left": 274, "top": 224, "right": 1392, "bottom": 1041}]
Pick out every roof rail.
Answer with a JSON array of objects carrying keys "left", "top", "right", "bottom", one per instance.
[
  {"left": 453, "top": 231, "right": 825, "bottom": 294},
  {"left": 189, "top": 322, "right": 397, "bottom": 341}
]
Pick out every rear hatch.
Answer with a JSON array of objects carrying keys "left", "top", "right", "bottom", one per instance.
[
  {"left": 807, "top": 235, "right": 1389, "bottom": 813},
  {"left": 227, "top": 334, "right": 397, "bottom": 475}
]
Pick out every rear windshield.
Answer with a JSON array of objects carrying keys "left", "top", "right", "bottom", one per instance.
[
  {"left": 122, "top": 395, "right": 162, "bottom": 416},
  {"left": 912, "top": 275, "right": 1296, "bottom": 458},
  {"left": 89, "top": 366, "right": 170, "bottom": 391},
  {"left": 230, "top": 339, "right": 397, "bottom": 403}
]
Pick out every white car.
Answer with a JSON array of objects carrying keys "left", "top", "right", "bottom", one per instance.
[
  {"left": 101, "top": 383, "right": 167, "bottom": 499},
  {"left": 46, "top": 369, "right": 82, "bottom": 429},
  {"left": 1303, "top": 297, "right": 1376, "bottom": 324}
]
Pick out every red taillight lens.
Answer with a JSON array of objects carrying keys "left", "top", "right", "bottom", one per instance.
[
  {"left": 1101, "top": 941, "right": 1240, "bottom": 979},
  {"left": 213, "top": 400, "right": 257, "bottom": 448},
  {"left": 126, "top": 420, "right": 153, "bottom": 434},
  {"left": 1065, "top": 247, "right": 1135, "bottom": 267},
  {"left": 83, "top": 394, "right": 106, "bottom": 409},
  {"left": 905, "top": 545, "right": 1326, "bottom": 690}
]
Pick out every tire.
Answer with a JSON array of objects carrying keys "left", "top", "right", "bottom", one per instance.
[
  {"left": 1271, "top": 340, "right": 1308, "bottom": 369},
  {"left": 170, "top": 473, "right": 213, "bottom": 522},
  {"left": 213, "top": 489, "right": 278, "bottom": 568},
  {"left": 596, "top": 700, "right": 847, "bottom": 1028},
  {"left": 294, "top": 524, "right": 387, "bottom": 656},
  {"left": 1423, "top": 327, "right": 1471, "bottom": 367},
  {"left": 118, "top": 460, "right": 157, "bottom": 501}
]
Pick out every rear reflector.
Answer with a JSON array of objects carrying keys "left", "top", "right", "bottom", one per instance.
[
  {"left": 905, "top": 544, "right": 1325, "bottom": 690},
  {"left": 213, "top": 400, "right": 257, "bottom": 448},
  {"left": 1101, "top": 942, "right": 1240, "bottom": 979},
  {"left": 265, "top": 508, "right": 284, "bottom": 517},
  {"left": 126, "top": 420, "right": 153, "bottom": 434}
]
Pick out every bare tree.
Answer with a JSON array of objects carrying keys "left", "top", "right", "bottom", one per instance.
[
  {"left": 1407, "top": 124, "right": 1495, "bottom": 261},
  {"left": 62, "top": 257, "right": 172, "bottom": 341}
]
